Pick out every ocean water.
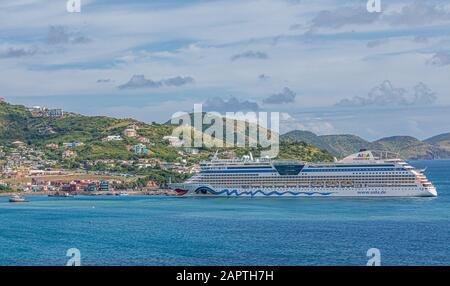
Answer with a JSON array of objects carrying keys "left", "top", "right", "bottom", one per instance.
[{"left": 0, "top": 160, "right": 449, "bottom": 266}]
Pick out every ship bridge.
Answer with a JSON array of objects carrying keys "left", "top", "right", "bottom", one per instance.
[{"left": 272, "top": 161, "right": 305, "bottom": 175}]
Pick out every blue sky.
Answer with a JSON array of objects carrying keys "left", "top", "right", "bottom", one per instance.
[{"left": 1, "top": 0, "right": 450, "bottom": 140}]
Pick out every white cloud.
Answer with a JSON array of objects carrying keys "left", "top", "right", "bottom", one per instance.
[
  {"left": 263, "top": 87, "right": 296, "bottom": 104},
  {"left": 231, "top": 51, "right": 269, "bottom": 61},
  {"left": 335, "top": 81, "right": 437, "bottom": 107},
  {"left": 427, "top": 51, "right": 450, "bottom": 66},
  {"left": 384, "top": 1, "right": 450, "bottom": 27},
  {"left": 309, "top": 6, "right": 380, "bottom": 29},
  {"left": 47, "top": 25, "right": 91, "bottom": 45},
  {"left": 0, "top": 45, "right": 38, "bottom": 58},
  {"left": 118, "top": 75, "right": 194, "bottom": 89},
  {"left": 203, "top": 96, "right": 259, "bottom": 112},
  {"left": 0, "top": 0, "right": 449, "bottom": 139}
]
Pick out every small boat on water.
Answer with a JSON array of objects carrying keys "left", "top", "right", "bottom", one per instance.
[
  {"left": 9, "top": 195, "right": 28, "bottom": 203},
  {"left": 119, "top": 192, "right": 129, "bottom": 196}
]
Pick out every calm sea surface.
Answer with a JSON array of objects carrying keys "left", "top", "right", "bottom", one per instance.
[{"left": 0, "top": 160, "right": 449, "bottom": 266}]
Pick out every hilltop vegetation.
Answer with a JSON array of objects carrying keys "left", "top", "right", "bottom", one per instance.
[
  {"left": 0, "top": 103, "right": 130, "bottom": 145},
  {"left": 277, "top": 141, "right": 334, "bottom": 162},
  {"left": 0, "top": 103, "right": 44, "bottom": 143}
]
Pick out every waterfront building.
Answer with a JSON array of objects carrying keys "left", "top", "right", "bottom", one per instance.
[
  {"left": 99, "top": 180, "right": 109, "bottom": 192},
  {"left": 86, "top": 183, "right": 97, "bottom": 192}
]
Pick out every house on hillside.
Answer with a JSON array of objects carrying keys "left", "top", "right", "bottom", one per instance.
[
  {"left": 62, "top": 150, "right": 77, "bottom": 159},
  {"left": 123, "top": 128, "right": 137, "bottom": 137},
  {"left": 63, "top": 142, "right": 84, "bottom": 148},
  {"left": 46, "top": 143, "right": 59, "bottom": 150},
  {"left": 28, "top": 106, "right": 63, "bottom": 118},
  {"left": 12, "top": 141, "right": 26, "bottom": 147},
  {"left": 48, "top": 109, "right": 64, "bottom": 118},
  {"left": 137, "top": 137, "right": 151, "bottom": 144},
  {"left": 146, "top": 180, "right": 158, "bottom": 189},
  {"left": 134, "top": 144, "right": 152, "bottom": 155},
  {"left": 102, "top": 135, "right": 123, "bottom": 142}
]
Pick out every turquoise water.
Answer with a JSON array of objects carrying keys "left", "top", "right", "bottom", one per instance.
[{"left": 0, "top": 160, "right": 449, "bottom": 266}]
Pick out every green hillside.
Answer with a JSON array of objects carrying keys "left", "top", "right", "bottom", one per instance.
[
  {"left": 0, "top": 103, "right": 132, "bottom": 145},
  {"left": 0, "top": 102, "right": 333, "bottom": 164},
  {"left": 277, "top": 141, "right": 334, "bottom": 162},
  {"left": 0, "top": 103, "right": 45, "bottom": 144}
]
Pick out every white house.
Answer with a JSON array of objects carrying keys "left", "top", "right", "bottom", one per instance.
[{"left": 102, "top": 135, "right": 123, "bottom": 142}]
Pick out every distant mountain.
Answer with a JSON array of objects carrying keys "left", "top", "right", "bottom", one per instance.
[
  {"left": 281, "top": 131, "right": 377, "bottom": 157},
  {"left": 281, "top": 130, "right": 450, "bottom": 160},
  {"left": 281, "top": 130, "right": 330, "bottom": 151},
  {"left": 425, "top": 132, "right": 450, "bottom": 144},
  {"left": 424, "top": 133, "right": 450, "bottom": 152},
  {"left": 373, "top": 136, "right": 450, "bottom": 160},
  {"left": 320, "top": 135, "right": 380, "bottom": 157}
]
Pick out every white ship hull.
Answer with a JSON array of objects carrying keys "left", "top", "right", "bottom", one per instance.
[
  {"left": 170, "top": 151, "right": 437, "bottom": 198},
  {"left": 171, "top": 183, "right": 437, "bottom": 197}
]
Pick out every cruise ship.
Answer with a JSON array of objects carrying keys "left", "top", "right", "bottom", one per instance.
[{"left": 170, "top": 150, "right": 437, "bottom": 197}]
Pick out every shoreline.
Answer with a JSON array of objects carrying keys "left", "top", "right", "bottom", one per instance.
[{"left": 0, "top": 189, "right": 180, "bottom": 197}]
